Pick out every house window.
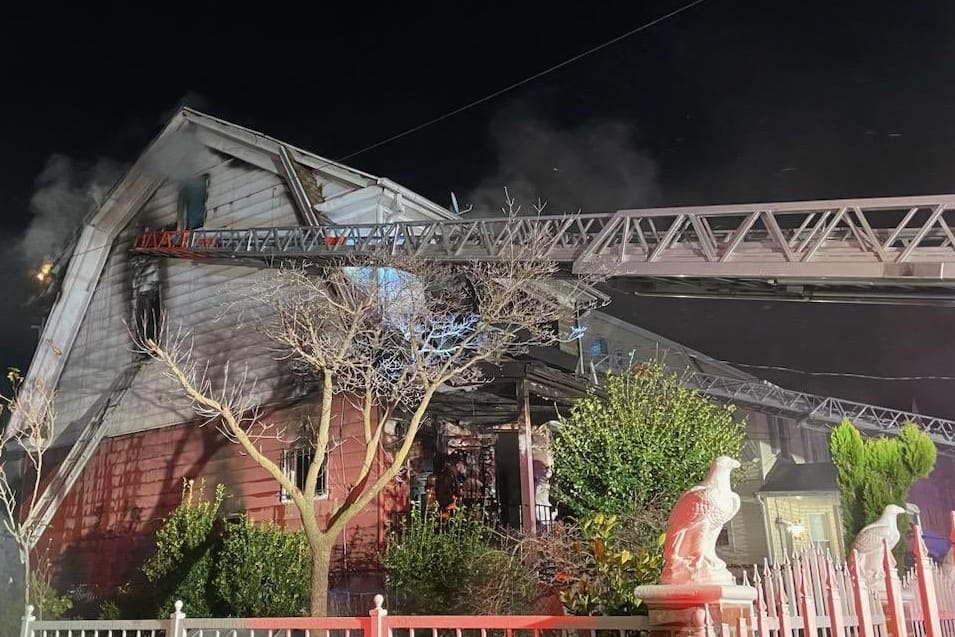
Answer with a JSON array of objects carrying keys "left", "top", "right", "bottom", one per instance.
[
  {"left": 134, "top": 289, "right": 161, "bottom": 344},
  {"left": 280, "top": 445, "right": 328, "bottom": 502},
  {"left": 130, "top": 256, "right": 161, "bottom": 349},
  {"left": 179, "top": 174, "right": 208, "bottom": 230},
  {"left": 717, "top": 526, "right": 732, "bottom": 548},
  {"left": 589, "top": 337, "right": 609, "bottom": 360},
  {"left": 806, "top": 512, "right": 831, "bottom": 552}
]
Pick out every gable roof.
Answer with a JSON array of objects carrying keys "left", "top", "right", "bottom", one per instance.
[{"left": 10, "top": 108, "right": 458, "bottom": 435}]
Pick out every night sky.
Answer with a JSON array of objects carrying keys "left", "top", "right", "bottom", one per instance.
[{"left": 3, "top": 1, "right": 955, "bottom": 416}]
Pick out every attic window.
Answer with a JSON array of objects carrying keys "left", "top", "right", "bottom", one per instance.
[{"left": 179, "top": 174, "right": 208, "bottom": 230}]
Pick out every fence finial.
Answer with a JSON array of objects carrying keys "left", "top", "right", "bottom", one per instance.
[{"left": 373, "top": 594, "right": 384, "bottom": 611}]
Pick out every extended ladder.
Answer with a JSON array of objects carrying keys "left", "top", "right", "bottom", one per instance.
[{"left": 24, "top": 360, "right": 145, "bottom": 547}]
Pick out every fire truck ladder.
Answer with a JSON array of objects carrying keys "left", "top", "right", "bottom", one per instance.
[
  {"left": 686, "top": 372, "right": 955, "bottom": 448},
  {"left": 133, "top": 194, "right": 955, "bottom": 304},
  {"left": 24, "top": 360, "right": 145, "bottom": 547}
]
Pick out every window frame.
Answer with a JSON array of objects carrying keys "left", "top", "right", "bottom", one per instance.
[
  {"left": 806, "top": 512, "right": 831, "bottom": 551},
  {"left": 279, "top": 444, "right": 329, "bottom": 503},
  {"left": 178, "top": 174, "right": 209, "bottom": 231}
]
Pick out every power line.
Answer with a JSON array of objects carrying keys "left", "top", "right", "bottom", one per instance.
[
  {"left": 711, "top": 360, "right": 955, "bottom": 382},
  {"left": 335, "top": 0, "right": 712, "bottom": 163}
]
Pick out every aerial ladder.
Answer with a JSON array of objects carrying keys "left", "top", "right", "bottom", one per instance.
[
  {"left": 133, "top": 193, "right": 955, "bottom": 305},
  {"left": 128, "top": 193, "right": 955, "bottom": 449}
]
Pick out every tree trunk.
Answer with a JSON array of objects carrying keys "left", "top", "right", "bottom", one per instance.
[
  {"left": 23, "top": 545, "right": 31, "bottom": 612},
  {"left": 309, "top": 539, "right": 333, "bottom": 616}
]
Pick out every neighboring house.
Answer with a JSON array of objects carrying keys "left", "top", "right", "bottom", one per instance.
[
  {"left": 572, "top": 310, "right": 955, "bottom": 565},
  {"left": 5, "top": 109, "right": 954, "bottom": 608}
]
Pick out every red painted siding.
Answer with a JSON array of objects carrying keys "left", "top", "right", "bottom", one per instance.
[{"left": 42, "top": 396, "right": 404, "bottom": 597}]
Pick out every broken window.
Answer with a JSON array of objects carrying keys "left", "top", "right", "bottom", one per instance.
[
  {"left": 280, "top": 444, "right": 328, "bottom": 502},
  {"left": 179, "top": 174, "right": 208, "bottom": 230},
  {"left": 131, "top": 256, "right": 161, "bottom": 349}
]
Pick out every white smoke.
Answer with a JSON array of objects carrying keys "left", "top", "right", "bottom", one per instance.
[
  {"left": 142, "top": 128, "right": 208, "bottom": 182},
  {"left": 20, "top": 155, "right": 124, "bottom": 263},
  {"left": 465, "top": 104, "right": 661, "bottom": 215}
]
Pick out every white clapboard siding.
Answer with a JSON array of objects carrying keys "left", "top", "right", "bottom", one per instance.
[
  {"left": 54, "top": 153, "right": 445, "bottom": 439},
  {"left": 56, "top": 158, "right": 298, "bottom": 436}
]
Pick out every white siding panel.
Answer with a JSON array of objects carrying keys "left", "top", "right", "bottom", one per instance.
[
  {"left": 55, "top": 153, "right": 453, "bottom": 438},
  {"left": 56, "top": 159, "right": 302, "bottom": 437}
]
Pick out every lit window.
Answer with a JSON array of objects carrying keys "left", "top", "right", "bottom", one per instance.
[
  {"left": 806, "top": 512, "right": 831, "bottom": 552},
  {"left": 280, "top": 445, "right": 328, "bottom": 502},
  {"left": 589, "top": 337, "right": 609, "bottom": 359},
  {"left": 179, "top": 174, "right": 208, "bottom": 230}
]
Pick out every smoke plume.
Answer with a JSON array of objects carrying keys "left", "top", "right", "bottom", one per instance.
[
  {"left": 20, "top": 155, "right": 124, "bottom": 263},
  {"left": 465, "top": 104, "right": 661, "bottom": 215}
]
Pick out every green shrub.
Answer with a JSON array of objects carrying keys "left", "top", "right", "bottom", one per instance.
[
  {"left": 831, "top": 420, "right": 936, "bottom": 562},
  {"left": 142, "top": 480, "right": 224, "bottom": 617},
  {"left": 552, "top": 361, "right": 745, "bottom": 518},
  {"left": 214, "top": 519, "right": 310, "bottom": 617},
  {"left": 384, "top": 505, "right": 536, "bottom": 614}
]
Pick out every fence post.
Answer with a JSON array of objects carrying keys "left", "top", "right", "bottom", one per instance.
[
  {"left": 913, "top": 524, "right": 943, "bottom": 637},
  {"left": 370, "top": 594, "right": 388, "bottom": 637},
  {"left": 849, "top": 549, "right": 874, "bottom": 637},
  {"left": 169, "top": 600, "right": 186, "bottom": 637},
  {"left": 19, "top": 605, "right": 35, "bottom": 637},
  {"left": 881, "top": 539, "right": 907, "bottom": 637}
]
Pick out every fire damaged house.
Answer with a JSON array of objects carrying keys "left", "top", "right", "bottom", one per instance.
[{"left": 7, "top": 109, "right": 955, "bottom": 606}]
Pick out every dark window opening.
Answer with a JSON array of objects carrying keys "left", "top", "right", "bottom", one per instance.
[
  {"left": 179, "top": 174, "right": 209, "bottom": 230},
  {"left": 281, "top": 445, "right": 328, "bottom": 501},
  {"left": 134, "top": 288, "right": 161, "bottom": 346},
  {"left": 717, "top": 527, "right": 731, "bottom": 547}
]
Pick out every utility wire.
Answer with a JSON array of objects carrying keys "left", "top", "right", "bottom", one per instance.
[{"left": 335, "top": 0, "right": 712, "bottom": 163}]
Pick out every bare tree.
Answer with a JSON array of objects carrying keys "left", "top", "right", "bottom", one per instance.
[
  {"left": 133, "top": 202, "right": 588, "bottom": 615},
  {"left": 0, "top": 369, "right": 57, "bottom": 610}
]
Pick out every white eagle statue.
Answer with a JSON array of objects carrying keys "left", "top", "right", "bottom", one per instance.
[
  {"left": 850, "top": 504, "right": 906, "bottom": 583},
  {"left": 661, "top": 456, "right": 742, "bottom": 585}
]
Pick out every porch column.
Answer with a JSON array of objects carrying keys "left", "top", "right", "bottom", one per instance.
[{"left": 516, "top": 379, "right": 537, "bottom": 535}]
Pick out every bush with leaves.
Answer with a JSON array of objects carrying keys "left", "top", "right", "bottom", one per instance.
[
  {"left": 214, "top": 519, "right": 310, "bottom": 617},
  {"left": 384, "top": 505, "right": 536, "bottom": 615},
  {"left": 142, "top": 480, "right": 224, "bottom": 617},
  {"left": 830, "top": 420, "right": 936, "bottom": 560},
  {"left": 552, "top": 361, "right": 745, "bottom": 520},
  {"left": 528, "top": 511, "right": 665, "bottom": 616}
]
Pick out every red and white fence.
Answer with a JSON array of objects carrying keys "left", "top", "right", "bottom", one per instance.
[
  {"left": 20, "top": 598, "right": 650, "bottom": 637},
  {"left": 746, "top": 522, "right": 955, "bottom": 637},
  {"left": 18, "top": 522, "right": 955, "bottom": 637}
]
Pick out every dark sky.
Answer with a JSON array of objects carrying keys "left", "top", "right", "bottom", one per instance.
[{"left": 3, "top": 1, "right": 955, "bottom": 416}]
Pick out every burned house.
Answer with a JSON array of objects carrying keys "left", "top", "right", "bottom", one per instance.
[{"left": 7, "top": 109, "right": 955, "bottom": 607}]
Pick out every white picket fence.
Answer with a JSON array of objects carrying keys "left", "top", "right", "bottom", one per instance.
[{"left": 17, "top": 525, "right": 955, "bottom": 637}]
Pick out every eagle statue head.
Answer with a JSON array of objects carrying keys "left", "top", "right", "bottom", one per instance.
[
  {"left": 715, "top": 456, "right": 742, "bottom": 470},
  {"left": 882, "top": 504, "right": 906, "bottom": 519}
]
